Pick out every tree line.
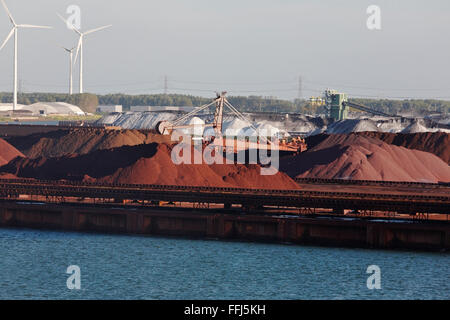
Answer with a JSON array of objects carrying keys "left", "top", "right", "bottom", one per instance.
[{"left": 1, "top": 92, "right": 448, "bottom": 116}]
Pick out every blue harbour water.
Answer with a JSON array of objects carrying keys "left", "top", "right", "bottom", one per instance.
[{"left": 0, "top": 228, "right": 448, "bottom": 300}]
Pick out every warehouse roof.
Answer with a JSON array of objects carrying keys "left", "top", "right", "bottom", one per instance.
[{"left": 17, "top": 102, "right": 85, "bottom": 116}]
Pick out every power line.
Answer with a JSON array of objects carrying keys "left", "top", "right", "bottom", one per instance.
[
  {"left": 1, "top": 76, "right": 449, "bottom": 100},
  {"left": 170, "top": 78, "right": 296, "bottom": 86},
  {"left": 348, "top": 94, "right": 450, "bottom": 100},
  {"left": 302, "top": 79, "right": 450, "bottom": 92}
]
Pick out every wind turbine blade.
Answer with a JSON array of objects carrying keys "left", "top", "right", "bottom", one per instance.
[
  {"left": 0, "top": 0, "right": 16, "bottom": 26},
  {"left": 0, "top": 27, "right": 14, "bottom": 51},
  {"left": 74, "top": 37, "right": 82, "bottom": 63},
  {"left": 84, "top": 24, "right": 112, "bottom": 35},
  {"left": 56, "top": 12, "right": 82, "bottom": 35},
  {"left": 18, "top": 24, "right": 52, "bottom": 29}
]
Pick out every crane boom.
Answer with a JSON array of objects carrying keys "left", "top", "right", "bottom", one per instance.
[{"left": 343, "top": 101, "right": 401, "bottom": 118}]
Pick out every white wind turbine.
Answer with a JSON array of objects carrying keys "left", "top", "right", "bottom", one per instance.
[
  {"left": 57, "top": 13, "right": 111, "bottom": 94},
  {"left": 0, "top": 0, "right": 51, "bottom": 111},
  {"left": 61, "top": 46, "right": 75, "bottom": 95}
]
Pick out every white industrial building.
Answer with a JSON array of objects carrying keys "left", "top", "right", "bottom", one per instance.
[
  {"left": 0, "top": 103, "right": 26, "bottom": 112},
  {"left": 16, "top": 102, "right": 85, "bottom": 116},
  {"left": 97, "top": 105, "right": 123, "bottom": 113},
  {"left": 130, "top": 106, "right": 196, "bottom": 112}
]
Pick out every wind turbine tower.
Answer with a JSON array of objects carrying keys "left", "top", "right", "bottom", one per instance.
[
  {"left": 62, "top": 46, "right": 75, "bottom": 95},
  {"left": 57, "top": 13, "right": 111, "bottom": 94},
  {"left": 0, "top": 0, "right": 51, "bottom": 111}
]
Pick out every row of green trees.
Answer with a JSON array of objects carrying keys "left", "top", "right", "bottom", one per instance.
[
  {"left": 97, "top": 93, "right": 208, "bottom": 110},
  {"left": 349, "top": 98, "right": 450, "bottom": 115},
  {"left": 97, "top": 94, "right": 450, "bottom": 115},
  {"left": 1, "top": 92, "right": 448, "bottom": 116}
]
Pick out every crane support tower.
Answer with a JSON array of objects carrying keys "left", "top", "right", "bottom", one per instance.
[
  {"left": 212, "top": 92, "right": 226, "bottom": 137},
  {"left": 325, "top": 89, "right": 348, "bottom": 121},
  {"left": 324, "top": 89, "right": 400, "bottom": 121}
]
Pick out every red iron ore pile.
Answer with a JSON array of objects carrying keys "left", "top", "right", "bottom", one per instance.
[
  {"left": 0, "top": 138, "right": 24, "bottom": 166},
  {"left": 280, "top": 133, "right": 450, "bottom": 183},
  {"left": 0, "top": 143, "right": 300, "bottom": 189}
]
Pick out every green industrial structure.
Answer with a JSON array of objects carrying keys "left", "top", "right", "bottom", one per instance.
[
  {"left": 324, "top": 89, "right": 397, "bottom": 121},
  {"left": 325, "top": 89, "right": 348, "bottom": 121}
]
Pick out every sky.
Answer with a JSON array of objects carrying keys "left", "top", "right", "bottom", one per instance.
[{"left": 0, "top": 0, "right": 449, "bottom": 100}]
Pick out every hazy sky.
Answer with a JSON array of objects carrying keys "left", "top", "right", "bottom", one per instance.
[{"left": 0, "top": 0, "right": 449, "bottom": 100}]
